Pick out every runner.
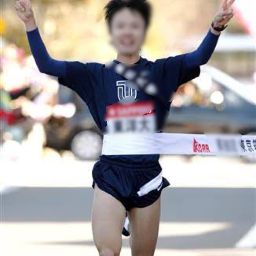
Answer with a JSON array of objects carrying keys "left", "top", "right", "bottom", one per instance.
[{"left": 15, "top": 0, "right": 235, "bottom": 255}]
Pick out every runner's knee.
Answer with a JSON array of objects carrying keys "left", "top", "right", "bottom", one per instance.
[
  {"left": 132, "top": 252, "right": 154, "bottom": 256},
  {"left": 132, "top": 246, "right": 155, "bottom": 256},
  {"left": 99, "top": 248, "right": 120, "bottom": 256}
]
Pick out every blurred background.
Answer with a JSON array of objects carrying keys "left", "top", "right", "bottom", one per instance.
[{"left": 1, "top": 0, "right": 255, "bottom": 255}]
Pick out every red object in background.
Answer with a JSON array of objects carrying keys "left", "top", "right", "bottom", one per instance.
[
  {"left": 0, "top": 110, "right": 16, "bottom": 125},
  {"left": 234, "top": 0, "right": 256, "bottom": 37},
  {"left": 220, "top": 0, "right": 256, "bottom": 37}
]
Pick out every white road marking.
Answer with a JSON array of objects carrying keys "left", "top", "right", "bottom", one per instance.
[
  {"left": 236, "top": 224, "right": 256, "bottom": 248},
  {"left": 0, "top": 221, "right": 231, "bottom": 242},
  {"left": 1, "top": 222, "right": 255, "bottom": 256}
]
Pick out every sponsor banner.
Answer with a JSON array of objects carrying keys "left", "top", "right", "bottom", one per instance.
[
  {"left": 193, "top": 138, "right": 211, "bottom": 154},
  {"left": 205, "top": 134, "right": 243, "bottom": 156},
  {"left": 106, "top": 101, "right": 154, "bottom": 118},
  {"left": 240, "top": 136, "right": 256, "bottom": 155},
  {"left": 102, "top": 133, "right": 256, "bottom": 156}
]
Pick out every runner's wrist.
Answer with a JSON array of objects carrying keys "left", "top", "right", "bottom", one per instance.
[
  {"left": 210, "top": 26, "right": 221, "bottom": 36},
  {"left": 25, "top": 17, "right": 37, "bottom": 32}
]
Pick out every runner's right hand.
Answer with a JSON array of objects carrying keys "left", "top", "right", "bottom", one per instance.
[{"left": 15, "top": 0, "right": 34, "bottom": 23}]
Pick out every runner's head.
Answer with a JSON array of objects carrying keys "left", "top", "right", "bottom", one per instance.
[{"left": 105, "top": 0, "right": 151, "bottom": 55}]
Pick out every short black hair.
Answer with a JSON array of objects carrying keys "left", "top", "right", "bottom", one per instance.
[{"left": 105, "top": 0, "right": 152, "bottom": 29}]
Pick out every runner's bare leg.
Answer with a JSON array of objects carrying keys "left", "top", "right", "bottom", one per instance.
[
  {"left": 92, "top": 185, "right": 126, "bottom": 256},
  {"left": 128, "top": 197, "right": 161, "bottom": 256}
]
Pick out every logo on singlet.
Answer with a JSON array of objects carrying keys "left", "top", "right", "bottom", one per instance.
[{"left": 116, "top": 80, "right": 137, "bottom": 101}]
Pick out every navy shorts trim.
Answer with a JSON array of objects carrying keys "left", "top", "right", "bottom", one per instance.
[{"left": 92, "top": 158, "right": 170, "bottom": 211}]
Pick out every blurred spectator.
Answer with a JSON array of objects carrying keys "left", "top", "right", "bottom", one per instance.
[{"left": 0, "top": 42, "right": 59, "bottom": 161}]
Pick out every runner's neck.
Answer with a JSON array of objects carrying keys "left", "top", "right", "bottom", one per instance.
[{"left": 116, "top": 54, "right": 141, "bottom": 65}]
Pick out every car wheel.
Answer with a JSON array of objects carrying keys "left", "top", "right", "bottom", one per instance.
[{"left": 71, "top": 130, "right": 102, "bottom": 160}]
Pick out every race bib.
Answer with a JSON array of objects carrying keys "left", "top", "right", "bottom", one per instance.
[{"left": 105, "top": 101, "right": 156, "bottom": 134}]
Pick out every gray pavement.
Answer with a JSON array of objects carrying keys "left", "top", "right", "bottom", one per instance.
[
  {"left": 1, "top": 156, "right": 256, "bottom": 256},
  {"left": 1, "top": 187, "right": 255, "bottom": 250}
]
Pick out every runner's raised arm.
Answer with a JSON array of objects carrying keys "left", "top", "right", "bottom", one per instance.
[
  {"left": 185, "top": 0, "right": 235, "bottom": 69},
  {"left": 15, "top": 0, "right": 66, "bottom": 77}
]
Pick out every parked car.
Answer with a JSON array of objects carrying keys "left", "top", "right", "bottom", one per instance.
[
  {"left": 166, "top": 65, "right": 256, "bottom": 135},
  {"left": 45, "top": 65, "right": 256, "bottom": 161},
  {"left": 44, "top": 92, "right": 102, "bottom": 160}
]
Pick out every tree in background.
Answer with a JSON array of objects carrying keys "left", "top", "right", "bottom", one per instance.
[{"left": 3, "top": 0, "right": 242, "bottom": 60}]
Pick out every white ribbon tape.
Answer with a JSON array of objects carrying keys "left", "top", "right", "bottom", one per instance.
[{"left": 102, "top": 133, "right": 256, "bottom": 156}]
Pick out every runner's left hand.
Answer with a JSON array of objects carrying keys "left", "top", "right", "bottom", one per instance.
[{"left": 213, "top": 0, "right": 235, "bottom": 27}]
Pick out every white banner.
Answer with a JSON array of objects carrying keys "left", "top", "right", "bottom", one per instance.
[{"left": 102, "top": 133, "right": 256, "bottom": 156}]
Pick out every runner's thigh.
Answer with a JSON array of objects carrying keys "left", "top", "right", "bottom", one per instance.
[
  {"left": 92, "top": 184, "right": 126, "bottom": 255},
  {"left": 128, "top": 197, "right": 161, "bottom": 256}
]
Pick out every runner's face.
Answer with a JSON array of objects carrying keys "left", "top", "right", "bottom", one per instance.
[{"left": 110, "top": 8, "right": 146, "bottom": 55}]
